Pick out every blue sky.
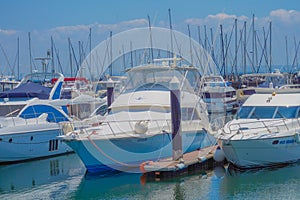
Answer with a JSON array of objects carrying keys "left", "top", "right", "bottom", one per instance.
[
  {"left": 1, "top": 0, "right": 300, "bottom": 77},
  {"left": 1, "top": 0, "right": 299, "bottom": 30}
]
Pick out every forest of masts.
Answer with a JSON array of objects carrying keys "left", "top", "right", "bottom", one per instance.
[{"left": 1, "top": 14, "right": 300, "bottom": 81}]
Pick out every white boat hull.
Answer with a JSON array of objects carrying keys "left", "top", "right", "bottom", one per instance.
[
  {"left": 221, "top": 134, "right": 300, "bottom": 168},
  {"left": 0, "top": 124, "right": 73, "bottom": 163},
  {"left": 65, "top": 130, "right": 215, "bottom": 173}
]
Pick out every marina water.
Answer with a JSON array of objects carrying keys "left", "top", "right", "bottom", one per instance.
[
  {"left": 0, "top": 150, "right": 300, "bottom": 199},
  {"left": 1, "top": 112, "right": 300, "bottom": 200}
]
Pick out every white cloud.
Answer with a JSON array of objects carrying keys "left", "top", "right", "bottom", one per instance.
[
  {"left": 0, "top": 29, "right": 17, "bottom": 36},
  {"left": 51, "top": 24, "right": 92, "bottom": 33},
  {"left": 184, "top": 13, "right": 249, "bottom": 26},
  {"left": 270, "top": 9, "right": 300, "bottom": 24},
  {"left": 119, "top": 19, "right": 148, "bottom": 26},
  {"left": 207, "top": 13, "right": 237, "bottom": 21},
  {"left": 50, "top": 19, "right": 148, "bottom": 34}
]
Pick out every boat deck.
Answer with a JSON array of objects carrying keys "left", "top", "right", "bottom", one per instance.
[{"left": 143, "top": 145, "right": 224, "bottom": 180}]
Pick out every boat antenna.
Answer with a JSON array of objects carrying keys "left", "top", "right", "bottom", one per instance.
[
  {"left": 168, "top": 8, "right": 174, "bottom": 58},
  {"left": 147, "top": 15, "right": 154, "bottom": 63}
]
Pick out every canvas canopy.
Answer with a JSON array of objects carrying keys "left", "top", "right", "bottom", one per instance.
[{"left": 0, "top": 82, "right": 51, "bottom": 99}]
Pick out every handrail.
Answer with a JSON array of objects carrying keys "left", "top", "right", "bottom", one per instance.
[
  {"left": 6, "top": 112, "right": 68, "bottom": 127},
  {"left": 227, "top": 118, "right": 296, "bottom": 135},
  {"left": 103, "top": 119, "right": 172, "bottom": 137},
  {"left": 5, "top": 109, "right": 20, "bottom": 117}
]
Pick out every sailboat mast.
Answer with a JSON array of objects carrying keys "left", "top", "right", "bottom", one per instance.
[
  {"left": 234, "top": 18, "right": 238, "bottom": 78},
  {"left": 68, "top": 37, "right": 73, "bottom": 77},
  {"left": 220, "top": 24, "right": 225, "bottom": 76},
  {"left": 269, "top": 21, "right": 272, "bottom": 72},
  {"left": 51, "top": 37, "right": 55, "bottom": 73},
  {"left": 17, "top": 37, "right": 20, "bottom": 80},
  {"left": 28, "top": 32, "right": 32, "bottom": 73},
  {"left": 252, "top": 14, "right": 255, "bottom": 73},
  {"left": 109, "top": 31, "right": 113, "bottom": 76},
  {"left": 243, "top": 21, "right": 247, "bottom": 74},
  {"left": 285, "top": 36, "right": 289, "bottom": 72},
  {"left": 168, "top": 8, "right": 174, "bottom": 58}
]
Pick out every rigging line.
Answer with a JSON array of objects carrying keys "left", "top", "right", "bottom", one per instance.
[
  {"left": 99, "top": 36, "right": 111, "bottom": 77},
  {"left": 0, "top": 43, "right": 13, "bottom": 74},
  {"left": 291, "top": 40, "right": 300, "bottom": 72},
  {"left": 69, "top": 39, "right": 80, "bottom": 72},
  {"left": 52, "top": 41, "right": 64, "bottom": 74},
  {"left": 12, "top": 49, "right": 18, "bottom": 76}
]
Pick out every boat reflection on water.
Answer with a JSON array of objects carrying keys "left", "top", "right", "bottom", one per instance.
[
  {"left": 76, "top": 172, "right": 145, "bottom": 199},
  {"left": 220, "top": 163, "right": 300, "bottom": 199},
  {"left": 1, "top": 155, "right": 300, "bottom": 199},
  {"left": 0, "top": 153, "right": 85, "bottom": 197},
  {"left": 77, "top": 170, "right": 201, "bottom": 200}
]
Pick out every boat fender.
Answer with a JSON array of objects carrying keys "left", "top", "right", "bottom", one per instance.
[
  {"left": 295, "top": 132, "right": 300, "bottom": 143},
  {"left": 198, "top": 156, "right": 207, "bottom": 162},
  {"left": 179, "top": 157, "right": 185, "bottom": 164},
  {"left": 70, "top": 132, "right": 77, "bottom": 139},
  {"left": 62, "top": 122, "right": 74, "bottom": 135},
  {"left": 213, "top": 146, "right": 225, "bottom": 162},
  {"left": 134, "top": 120, "right": 149, "bottom": 134},
  {"left": 213, "top": 166, "right": 225, "bottom": 178},
  {"left": 175, "top": 163, "right": 185, "bottom": 170}
]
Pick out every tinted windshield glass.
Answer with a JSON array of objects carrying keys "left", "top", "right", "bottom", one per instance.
[{"left": 237, "top": 106, "right": 299, "bottom": 119}]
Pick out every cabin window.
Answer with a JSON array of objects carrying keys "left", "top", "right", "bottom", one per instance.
[
  {"left": 275, "top": 106, "right": 298, "bottom": 118},
  {"left": 250, "top": 107, "right": 276, "bottom": 119},
  {"left": 19, "top": 105, "right": 69, "bottom": 123},
  {"left": 238, "top": 106, "right": 299, "bottom": 119},
  {"left": 95, "top": 105, "right": 108, "bottom": 116},
  {"left": 237, "top": 106, "right": 253, "bottom": 119},
  {"left": 0, "top": 104, "right": 25, "bottom": 117},
  {"left": 182, "top": 107, "right": 200, "bottom": 120}
]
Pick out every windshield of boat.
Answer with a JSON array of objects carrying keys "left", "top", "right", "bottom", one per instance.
[
  {"left": 20, "top": 72, "right": 63, "bottom": 88},
  {"left": 204, "top": 82, "right": 226, "bottom": 87},
  {"left": 237, "top": 106, "right": 299, "bottom": 119},
  {"left": 258, "top": 76, "right": 287, "bottom": 88},
  {"left": 123, "top": 65, "right": 200, "bottom": 93}
]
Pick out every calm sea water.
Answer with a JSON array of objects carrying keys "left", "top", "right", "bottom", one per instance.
[
  {"left": 0, "top": 112, "right": 299, "bottom": 199},
  {"left": 0, "top": 152, "right": 300, "bottom": 200}
]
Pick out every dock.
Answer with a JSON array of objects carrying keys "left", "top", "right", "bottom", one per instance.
[{"left": 142, "top": 145, "right": 225, "bottom": 180}]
